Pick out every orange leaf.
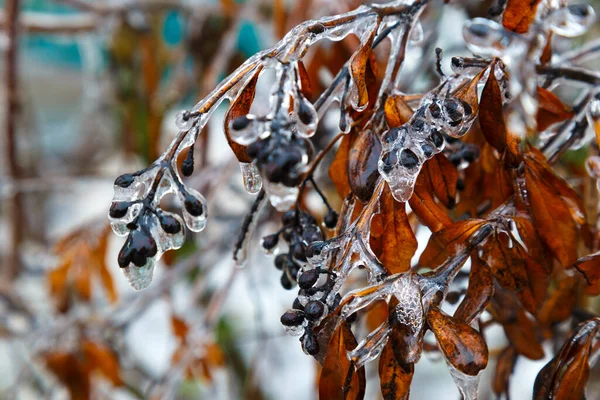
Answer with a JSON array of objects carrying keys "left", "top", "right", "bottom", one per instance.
[
  {"left": 297, "top": 60, "right": 313, "bottom": 99},
  {"left": 44, "top": 352, "right": 90, "bottom": 400},
  {"left": 378, "top": 342, "right": 413, "bottom": 400},
  {"left": 81, "top": 340, "right": 122, "bottom": 386},
  {"left": 502, "top": 0, "right": 542, "bottom": 33},
  {"left": 408, "top": 173, "right": 452, "bottom": 233},
  {"left": 348, "top": 130, "right": 382, "bottom": 203},
  {"left": 427, "top": 306, "right": 489, "bottom": 376},
  {"left": 536, "top": 87, "right": 574, "bottom": 132},
  {"left": 329, "top": 134, "right": 353, "bottom": 199},
  {"left": 422, "top": 154, "right": 458, "bottom": 209},
  {"left": 454, "top": 256, "right": 494, "bottom": 324},
  {"left": 319, "top": 322, "right": 366, "bottom": 400},
  {"left": 171, "top": 315, "right": 189, "bottom": 342},
  {"left": 493, "top": 346, "right": 517, "bottom": 398},
  {"left": 224, "top": 67, "right": 262, "bottom": 163},
  {"left": 573, "top": 252, "right": 600, "bottom": 286},
  {"left": 384, "top": 95, "right": 413, "bottom": 128},
  {"left": 349, "top": 26, "right": 378, "bottom": 110},
  {"left": 419, "top": 219, "right": 489, "bottom": 268},
  {"left": 479, "top": 69, "right": 507, "bottom": 153},
  {"left": 370, "top": 185, "right": 417, "bottom": 274}
]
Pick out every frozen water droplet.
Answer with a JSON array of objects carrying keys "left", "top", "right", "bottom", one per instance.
[
  {"left": 122, "top": 256, "right": 157, "bottom": 291},
  {"left": 229, "top": 115, "right": 260, "bottom": 145},
  {"left": 240, "top": 162, "right": 262, "bottom": 194},
  {"left": 175, "top": 111, "right": 194, "bottom": 131},
  {"left": 179, "top": 188, "right": 208, "bottom": 232},
  {"left": 549, "top": 5, "right": 596, "bottom": 37},
  {"left": 449, "top": 366, "right": 480, "bottom": 400},
  {"left": 283, "top": 323, "right": 306, "bottom": 337},
  {"left": 295, "top": 96, "right": 319, "bottom": 137},
  {"left": 410, "top": 22, "right": 424, "bottom": 43},
  {"left": 152, "top": 211, "right": 185, "bottom": 252},
  {"left": 109, "top": 202, "right": 143, "bottom": 236},
  {"left": 463, "top": 18, "right": 512, "bottom": 58},
  {"left": 264, "top": 180, "right": 299, "bottom": 211}
]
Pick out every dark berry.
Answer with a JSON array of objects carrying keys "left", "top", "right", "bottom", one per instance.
[
  {"left": 282, "top": 210, "right": 297, "bottom": 225},
  {"left": 461, "top": 100, "right": 473, "bottom": 117},
  {"left": 293, "top": 297, "right": 304, "bottom": 310},
  {"left": 118, "top": 229, "right": 158, "bottom": 268},
  {"left": 281, "top": 273, "right": 294, "bottom": 290},
  {"left": 569, "top": 4, "right": 590, "bottom": 17},
  {"left": 302, "top": 225, "right": 323, "bottom": 244},
  {"left": 399, "top": 148, "right": 419, "bottom": 169},
  {"left": 183, "top": 194, "right": 204, "bottom": 217},
  {"left": 281, "top": 173, "right": 304, "bottom": 187},
  {"left": 412, "top": 118, "right": 426, "bottom": 132},
  {"left": 292, "top": 243, "right": 307, "bottom": 262},
  {"left": 158, "top": 212, "right": 182, "bottom": 234},
  {"left": 302, "top": 331, "right": 319, "bottom": 355},
  {"left": 281, "top": 310, "right": 306, "bottom": 326},
  {"left": 182, "top": 148, "right": 194, "bottom": 177},
  {"left": 444, "top": 100, "right": 463, "bottom": 126},
  {"left": 109, "top": 202, "right": 130, "bottom": 219},
  {"left": 298, "top": 269, "right": 320, "bottom": 289},
  {"left": 421, "top": 142, "right": 435, "bottom": 158},
  {"left": 462, "top": 144, "right": 480, "bottom": 163},
  {"left": 115, "top": 173, "right": 135, "bottom": 188},
  {"left": 297, "top": 100, "right": 314, "bottom": 125},
  {"left": 231, "top": 115, "right": 251, "bottom": 131},
  {"left": 288, "top": 263, "right": 301, "bottom": 280},
  {"left": 428, "top": 102, "right": 441, "bottom": 119},
  {"left": 430, "top": 129, "right": 444, "bottom": 148},
  {"left": 275, "top": 254, "right": 288, "bottom": 270},
  {"left": 247, "top": 140, "right": 266, "bottom": 159},
  {"left": 262, "top": 234, "right": 279, "bottom": 250},
  {"left": 381, "top": 150, "right": 398, "bottom": 174},
  {"left": 304, "top": 301, "right": 325, "bottom": 321},
  {"left": 323, "top": 210, "right": 338, "bottom": 229}
]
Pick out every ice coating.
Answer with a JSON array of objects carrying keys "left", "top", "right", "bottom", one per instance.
[
  {"left": 548, "top": 5, "right": 596, "bottom": 37},
  {"left": 391, "top": 274, "right": 424, "bottom": 334},
  {"left": 449, "top": 366, "right": 481, "bottom": 400},
  {"left": 263, "top": 180, "right": 299, "bottom": 211},
  {"left": 239, "top": 162, "right": 263, "bottom": 194},
  {"left": 348, "top": 321, "right": 391, "bottom": 368}
]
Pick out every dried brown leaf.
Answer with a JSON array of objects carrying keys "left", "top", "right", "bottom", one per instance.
[{"left": 378, "top": 342, "right": 413, "bottom": 400}]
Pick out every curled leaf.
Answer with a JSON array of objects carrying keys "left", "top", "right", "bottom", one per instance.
[
  {"left": 379, "top": 342, "right": 413, "bottom": 400},
  {"left": 348, "top": 130, "right": 382, "bottom": 203}
]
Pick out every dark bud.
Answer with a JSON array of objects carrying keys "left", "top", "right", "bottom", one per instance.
[
  {"left": 118, "top": 229, "right": 158, "bottom": 268},
  {"left": 281, "top": 272, "right": 294, "bottom": 290},
  {"left": 288, "top": 262, "right": 301, "bottom": 280},
  {"left": 275, "top": 254, "right": 288, "bottom": 270},
  {"left": 302, "top": 225, "right": 323, "bottom": 244},
  {"left": 304, "top": 301, "right": 325, "bottom": 321},
  {"left": 281, "top": 310, "right": 306, "bottom": 326},
  {"left": 292, "top": 243, "right": 307, "bottom": 262},
  {"left": 182, "top": 148, "right": 194, "bottom": 177},
  {"left": 399, "top": 148, "right": 419, "bottom": 169},
  {"left": 430, "top": 129, "right": 444, "bottom": 148},
  {"left": 381, "top": 150, "right": 398, "bottom": 174},
  {"left": 231, "top": 115, "right": 251, "bottom": 131},
  {"left": 282, "top": 210, "right": 297, "bottom": 225},
  {"left": 298, "top": 99, "right": 314, "bottom": 125},
  {"left": 293, "top": 297, "right": 304, "bottom": 311},
  {"left": 298, "top": 269, "right": 320, "bottom": 289},
  {"left": 428, "top": 102, "right": 441, "bottom": 119},
  {"left": 262, "top": 233, "right": 279, "bottom": 250},
  {"left": 444, "top": 100, "right": 463, "bottom": 126},
  {"left": 247, "top": 139, "right": 266, "bottom": 159},
  {"left": 115, "top": 173, "right": 135, "bottom": 188},
  {"left": 109, "top": 202, "right": 130, "bottom": 219},
  {"left": 421, "top": 142, "right": 435, "bottom": 158},
  {"left": 183, "top": 194, "right": 204, "bottom": 217},
  {"left": 324, "top": 210, "right": 338, "bottom": 229},
  {"left": 282, "top": 228, "right": 294, "bottom": 242},
  {"left": 302, "top": 331, "right": 319, "bottom": 355},
  {"left": 449, "top": 152, "right": 463, "bottom": 166},
  {"left": 462, "top": 144, "right": 480, "bottom": 163},
  {"left": 158, "top": 212, "right": 182, "bottom": 234}
]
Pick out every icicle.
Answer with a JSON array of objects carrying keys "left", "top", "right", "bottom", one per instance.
[{"left": 448, "top": 366, "right": 480, "bottom": 400}]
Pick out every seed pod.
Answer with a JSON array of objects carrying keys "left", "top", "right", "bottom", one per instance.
[
  {"left": 430, "top": 129, "right": 444, "bottom": 148},
  {"left": 183, "top": 194, "right": 204, "bottom": 217},
  {"left": 262, "top": 234, "right": 279, "bottom": 250},
  {"left": 275, "top": 254, "right": 288, "bottom": 270},
  {"left": 231, "top": 115, "right": 252, "bottom": 131},
  {"left": 281, "top": 273, "right": 294, "bottom": 290},
  {"left": 115, "top": 173, "right": 135, "bottom": 188},
  {"left": 304, "top": 300, "right": 325, "bottom": 321},
  {"left": 109, "top": 202, "right": 130, "bottom": 219},
  {"left": 158, "top": 212, "right": 182, "bottom": 234},
  {"left": 181, "top": 148, "right": 195, "bottom": 177},
  {"left": 301, "top": 331, "right": 319, "bottom": 355},
  {"left": 399, "top": 148, "right": 419, "bottom": 169},
  {"left": 323, "top": 210, "right": 339, "bottom": 229}
]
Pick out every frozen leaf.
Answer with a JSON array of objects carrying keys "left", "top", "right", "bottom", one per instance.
[
  {"left": 419, "top": 219, "right": 489, "bottom": 268},
  {"left": 538, "top": 276, "right": 578, "bottom": 326},
  {"left": 224, "top": 67, "right": 262, "bottom": 163},
  {"left": 427, "top": 306, "right": 489, "bottom": 376},
  {"left": 408, "top": 173, "right": 452, "bottom": 233},
  {"left": 349, "top": 26, "right": 378, "bottom": 110},
  {"left": 44, "top": 352, "right": 90, "bottom": 400},
  {"left": 171, "top": 315, "right": 189, "bottom": 342},
  {"left": 297, "top": 61, "right": 313, "bottom": 99},
  {"left": 493, "top": 346, "right": 517, "bottom": 398},
  {"left": 319, "top": 321, "right": 366, "bottom": 400},
  {"left": 348, "top": 130, "right": 382, "bottom": 203},
  {"left": 479, "top": 68, "right": 507, "bottom": 153},
  {"left": 454, "top": 257, "right": 494, "bottom": 324},
  {"left": 330, "top": 133, "right": 353, "bottom": 199},
  {"left": 533, "top": 318, "right": 599, "bottom": 400},
  {"left": 536, "top": 87, "right": 574, "bottom": 132},
  {"left": 421, "top": 154, "right": 458, "bottom": 209},
  {"left": 81, "top": 340, "right": 122, "bottom": 386},
  {"left": 502, "top": 0, "right": 542, "bottom": 33},
  {"left": 573, "top": 252, "right": 600, "bottom": 286},
  {"left": 378, "top": 342, "right": 413, "bottom": 400},
  {"left": 384, "top": 95, "right": 413, "bottom": 128},
  {"left": 370, "top": 185, "right": 417, "bottom": 275}
]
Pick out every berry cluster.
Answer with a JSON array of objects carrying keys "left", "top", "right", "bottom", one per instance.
[{"left": 262, "top": 209, "right": 327, "bottom": 289}]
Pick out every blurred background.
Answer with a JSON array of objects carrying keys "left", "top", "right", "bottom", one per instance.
[{"left": 0, "top": 0, "right": 598, "bottom": 399}]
